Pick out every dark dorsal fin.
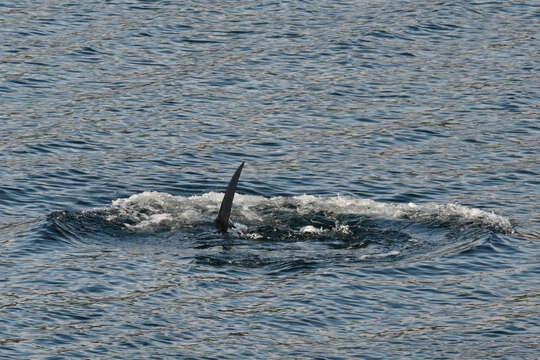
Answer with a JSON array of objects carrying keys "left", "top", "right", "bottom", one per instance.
[{"left": 215, "top": 162, "right": 244, "bottom": 233}]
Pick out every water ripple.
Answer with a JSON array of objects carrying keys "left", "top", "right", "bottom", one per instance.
[{"left": 0, "top": 0, "right": 538, "bottom": 358}]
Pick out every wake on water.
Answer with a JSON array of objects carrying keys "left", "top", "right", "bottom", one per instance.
[{"left": 47, "top": 191, "right": 514, "bottom": 267}]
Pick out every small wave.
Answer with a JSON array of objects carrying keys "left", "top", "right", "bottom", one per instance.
[
  {"left": 288, "top": 195, "right": 514, "bottom": 234},
  {"left": 44, "top": 192, "right": 514, "bottom": 267},
  {"left": 103, "top": 192, "right": 514, "bottom": 235}
]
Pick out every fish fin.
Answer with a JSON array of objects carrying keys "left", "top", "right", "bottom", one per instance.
[{"left": 215, "top": 162, "right": 244, "bottom": 233}]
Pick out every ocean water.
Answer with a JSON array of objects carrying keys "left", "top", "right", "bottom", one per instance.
[{"left": 1, "top": 1, "right": 539, "bottom": 358}]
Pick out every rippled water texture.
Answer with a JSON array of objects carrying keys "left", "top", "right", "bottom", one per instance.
[{"left": 1, "top": 1, "right": 539, "bottom": 359}]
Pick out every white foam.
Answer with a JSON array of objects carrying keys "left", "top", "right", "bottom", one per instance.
[
  {"left": 287, "top": 195, "right": 513, "bottom": 233},
  {"left": 124, "top": 213, "right": 174, "bottom": 230},
  {"left": 300, "top": 225, "right": 326, "bottom": 234},
  {"left": 103, "top": 192, "right": 513, "bottom": 233},
  {"left": 333, "top": 223, "right": 352, "bottom": 235},
  {"left": 359, "top": 250, "right": 400, "bottom": 260}
]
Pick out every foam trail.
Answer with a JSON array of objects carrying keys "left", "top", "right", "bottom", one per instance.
[{"left": 102, "top": 192, "right": 513, "bottom": 234}]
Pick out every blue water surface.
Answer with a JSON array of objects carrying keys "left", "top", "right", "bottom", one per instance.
[{"left": 1, "top": 1, "right": 539, "bottom": 359}]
